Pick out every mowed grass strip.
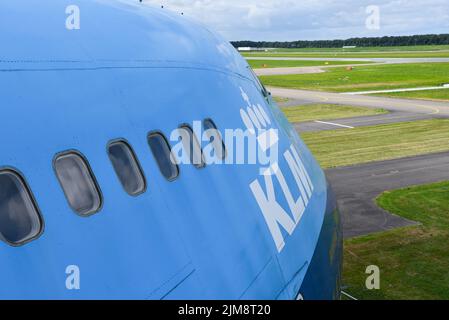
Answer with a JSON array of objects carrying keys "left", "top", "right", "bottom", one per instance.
[
  {"left": 376, "top": 88, "right": 449, "bottom": 102},
  {"left": 344, "top": 181, "right": 449, "bottom": 300},
  {"left": 282, "top": 104, "right": 387, "bottom": 123},
  {"left": 242, "top": 45, "right": 449, "bottom": 59},
  {"left": 243, "top": 51, "right": 449, "bottom": 59},
  {"left": 273, "top": 96, "right": 290, "bottom": 103},
  {"left": 242, "top": 45, "right": 449, "bottom": 56},
  {"left": 248, "top": 45, "right": 449, "bottom": 53},
  {"left": 259, "top": 63, "right": 449, "bottom": 93},
  {"left": 301, "top": 119, "right": 449, "bottom": 168},
  {"left": 247, "top": 59, "right": 369, "bottom": 69}
]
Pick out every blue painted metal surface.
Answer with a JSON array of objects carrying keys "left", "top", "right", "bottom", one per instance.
[{"left": 0, "top": 0, "right": 341, "bottom": 299}]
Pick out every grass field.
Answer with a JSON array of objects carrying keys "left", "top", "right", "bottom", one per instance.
[
  {"left": 273, "top": 96, "right": 290, "bottom": 103},
  {"left": 248, "top": 45, "right": 449, "bottom": 53},
  {"left": 242, "top": 45, "right": 449, "bottom": 59},
  {"left": 282, "top": 104, "right": 387, "bottom": 123},
  {"left": 301, "top": 119, "right": 449, "bottom": 168},
  {"left": 247, "top": 59, "right": 369, "bottom": 69},
  {"left": 376, "top": 88, "right": 449, "bottom": 101},
  {"left": 244, "top": 51, "right": 449, "bottom": 59},
  {"left": 343, "top": 181, "right": 449, "bottom": 299},
  {"left": 259, "top": 63, "right": 449, "bottom": 93}
]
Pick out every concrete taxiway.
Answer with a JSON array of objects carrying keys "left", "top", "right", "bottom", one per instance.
[
  {"left": 269, "top": 87, "right": 449, "bottom": 115},
  {"left": 266, "top": 57, "right": 449, "bottom": 238},
  {"left": 326, "top": 151, "right": 449, "bottom": 238},
  {"left": 275, "top": 89, "right": 449, "bottom": 238}
]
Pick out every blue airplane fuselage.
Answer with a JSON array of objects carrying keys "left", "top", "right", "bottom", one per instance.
[{"left": 0, "top": 0, "right": 342, "bottom": 299}]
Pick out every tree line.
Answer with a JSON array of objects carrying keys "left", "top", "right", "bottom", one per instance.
[{"left": 232, "top": 34, "right": 449, "bottom": 49}]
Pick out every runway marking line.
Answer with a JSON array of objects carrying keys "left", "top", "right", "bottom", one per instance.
[
  {"left": 341, "top": 290, "right": 358, "bottom": 301},
  {"left": 314, "top": 120, "right": 355, "bottom": 129}
]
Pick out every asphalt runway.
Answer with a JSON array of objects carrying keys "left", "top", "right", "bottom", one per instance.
[
  {"left": 266, "top": 62, "right": 449, "bottom": 238},
  {"left": 325, "top": 151, "right": 449, "bottom": 238},
  {"left": 294, "top": 111, "right": 440, "bottom": 132},
  {"left": 269, "top": 87, "right": 449, "bottom": 115},
  {"left": 275, "top": 89, "right": 449, "bottom": 238},
  {"left": 288, "top": 103, "right": 448, "bottom": 238}
]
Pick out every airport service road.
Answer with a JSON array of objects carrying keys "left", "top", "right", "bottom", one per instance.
[
  {"left": 269, "top": 87, "right": 449, "bottom": 116},
  {"left": 294, "top": 111, "right": 440, "bottom": 132},
  {"left": 325, "top": 151, "right": 449, "bottom": 238}
]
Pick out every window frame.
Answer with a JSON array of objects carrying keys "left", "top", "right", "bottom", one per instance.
[
  {"left": 0, "top": 167, "right": 44, "bottom": 247},
  {"left": 247, "top": 65, "right": 270, "bottom": 99},
  {"left": 203, "top": 118, "right": 227, "bottom": 160},
  {"left": 107, "top": 139, "right": 147, "bottom": 196},
  {"left": 178, "top": 124, "right": 206, "bottom": 169},
  {"left": 52, "top": 150, "right": 103, "bottom": 217},
  {"left": 147, "top": 131, "right": 180, "bottom": 182}
]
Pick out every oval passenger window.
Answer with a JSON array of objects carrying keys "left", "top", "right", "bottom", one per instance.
[
  {"left": 147, "top": 132, "right": 179, "bottom": 181},
  {"left": 203, "top": 119, "right": 227, "bottom": 160},
  {"left": 54, "top": 152, "right": 102, "bottom": 216},
  {"left": 108, "top": 141, "right": 146, "bottom": 196},
  {"left": 0, "top": 170, "right": 42, "bottom": 245},
  {"left": 179, "top": 125, "right": 206, "bottom": 169}
]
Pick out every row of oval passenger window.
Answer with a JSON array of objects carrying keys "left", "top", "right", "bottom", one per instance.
[{"left": 0, "top": 119, "right": 225, "bottom": 247}]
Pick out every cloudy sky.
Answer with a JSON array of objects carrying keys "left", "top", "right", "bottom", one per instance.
[{"left": 144, "top": 0, "right": 449, "bottom": 41}]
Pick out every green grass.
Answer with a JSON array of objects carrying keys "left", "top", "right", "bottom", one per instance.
[
  {"left": 244, "top": 51, "right": 449, "bottom": 59},
  {"left": 343, "top": 181, "right": 449, "bottom": 300},
  {"left": 242, "top": 45, "right": 449, "bottom": 58},
  {"left": 301, "top": 119, "right": 449, "bottom": 168},
  {"left": 273, "top": 96, "right": 290, "bottom": 103},
  {"left": 249, "top": 45, "right": 449, "bottom": 53},
  {"left": 260, "top": 63, "right": 449, "bottom": 93},
  {"left": 282, "top": 104, "right": 387, "bottom": 123},
  {"left": 247, "top": 59, "right": 369, "bottom": 69},
  {"left": 376, "top": 88, "right": 449, "bottom": 101}
]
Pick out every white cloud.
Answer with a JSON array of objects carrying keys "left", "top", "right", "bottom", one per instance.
[{"left": 144, "top": 0, "right": 449, "bottom": 41}]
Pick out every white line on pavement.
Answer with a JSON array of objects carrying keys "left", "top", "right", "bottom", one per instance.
[
  {"left": 314, "top": 120, "right": 355, "bottom": 129},
  {"left": 341, "top": 291, "right": 358, "bottom": 300},
  {"left": 341, "top": 86, "right": 449, "bottom": 95}
]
